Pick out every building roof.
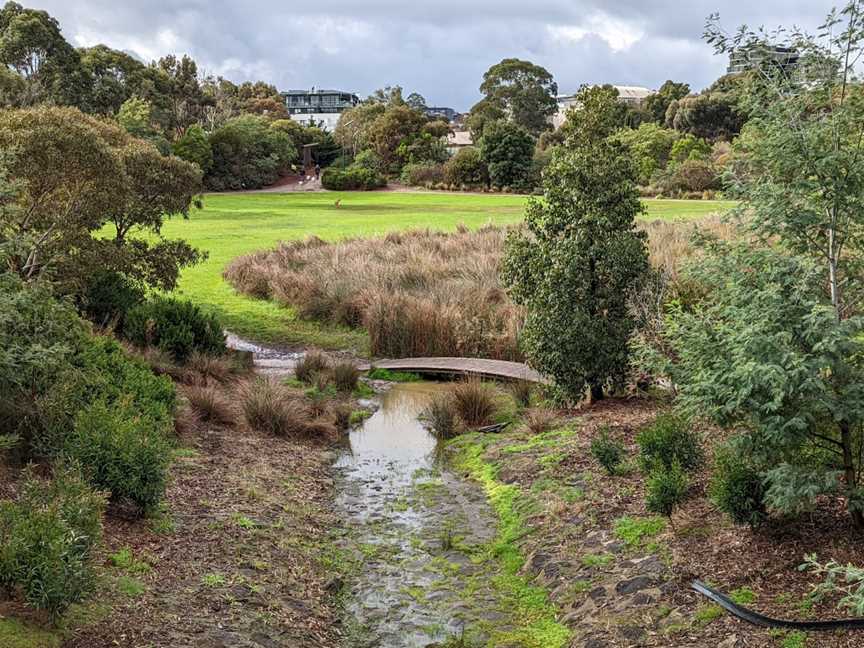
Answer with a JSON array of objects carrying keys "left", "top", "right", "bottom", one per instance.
[
  {"left": 556, "top": 85, "right": 655, "bottom": 103},
  {"left": 283, "top": 89, "right": 356, "bottom": 96},
  {"left": 447, "top": 130, "right": 473, "bottom": 147}
]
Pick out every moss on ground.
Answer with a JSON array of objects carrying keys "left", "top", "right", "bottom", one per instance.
[
  {"left": 0, "top": 619, "right": 61, "bottom": 648},
  {"left": 450, "top": 433, "right": 571, "bottom": 648}
]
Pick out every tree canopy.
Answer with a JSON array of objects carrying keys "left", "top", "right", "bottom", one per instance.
[{"left": 477, "top": 58, "right": 558, "bottom": 137}]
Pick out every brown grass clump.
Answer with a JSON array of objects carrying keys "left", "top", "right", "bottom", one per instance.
[
  {"left": 331, "top": 360, "right": 360, "bottom": 393},
  {"left": 182, "top": 385, "right": 236, "bottom": 426},
  {"left": 225, "top": 218, "right": 738, "bottom": 361},
  {"left": 508, "top": 380, "right": 533, "bottom": 408},
  {"left": 238, "top": 378, "right": 336, "bottom": 439},
  {"left": 523, "top": 408, "right": 558, "bottom": 435},
  {"left": 173, "top": 401, "right": 202, "bottom": 437},
  {"left": 224, "top": 226, "right": 523, "bottom": 360},
  {"left": 423, "top": 392, "right": 460, "bottom": 440},
  {"left": 294, "top": 350, "right": 331, "bottom": 384},
  {"left": 450, "top": 378, "right": 498, "bottom": 427},
  {"left": 185, "top": 352, "right": 238, "bottom": 385}
]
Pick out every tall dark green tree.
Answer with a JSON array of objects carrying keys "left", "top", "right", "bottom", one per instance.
[
  {"left": 478, "top": 119, "right": 534, "bottom": 192},
  {"left": 643, "top": 80, "right": 690, "bottom": 124},
  {"left": 477, "top": 58, "right": 557, "bottom": 137},
  {"left": 501, "top": 85, "right": 648, "bottom": 401}
]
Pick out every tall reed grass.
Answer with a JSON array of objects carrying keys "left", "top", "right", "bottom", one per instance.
[{"left": 225, "top": 218, "right": 734, "bottom": 359}]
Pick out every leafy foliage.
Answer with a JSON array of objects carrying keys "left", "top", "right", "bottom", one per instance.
[
  {"left": 590, "top": 428, "right": 625, "bottom": 475},
  {"left": 479, "top": 120, "right": 535, "bottom": 192},
  {"left": 476, "top": 58, "right": 558, "bottom": 137},
  {"left": 636, "top": 413, "right": 703, "bottom": 472},
  {"left": 64, "top": 400, "right": 171, "bottom": 515},
  {"left": 646, "top": 460, "right": 689, "bottom": 518},
  {"left": 443, "top": 146, "right": 489, "bottom": 187},
  {"left": 709, "top": 442, "right": 768, "bottom": 527},
  {"left": 206, "top": 114, "right": 296, "bottom": 190},
  {"left": 0, "top": 463, "right": 106, "bottom": 618},
  {"left": 321, "top": 166, "right": 386, "bottom": 190},
  {"left": 502, "top": 84, "right": 648, "bottom": 400},
  {"left": 124, "top": 296, "right": 226, "bottom": 362},
  {"left": 172, "top": 123, "right": 213, "bottom": 172},
  {"left": 78, "top": 270, "right": 144, "bottom": 330}
]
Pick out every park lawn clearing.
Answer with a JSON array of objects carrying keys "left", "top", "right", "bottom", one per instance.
[{"left": 159, "top": 191, "right": 735, "bottom": 350}]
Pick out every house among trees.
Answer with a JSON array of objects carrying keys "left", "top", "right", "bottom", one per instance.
[
  {"left": 552, "top": 85, "right": 654, "bottom": 128},
  {"left": 425, "top": 106, "right": 457, "bottom": 122},
  {"left": 281, "top": 88, "right": 360, "bottom": 131}
]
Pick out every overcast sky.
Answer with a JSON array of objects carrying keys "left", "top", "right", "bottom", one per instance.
[{"left": 28, "top": 0, "right": 833, "bottom": 111}]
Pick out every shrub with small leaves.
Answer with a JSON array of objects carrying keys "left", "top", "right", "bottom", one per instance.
[
  {"left": 0, "top": 464, "right": 106, "bottom": 618},
  {"left": 79, "top": 270, "right": 144, "bottom": 330},
  {"left": 124, "top": 296, "right": 225, "bottom": 363},
  {"left": 590, "top": 428, "right": 625, "bottom": 475},
  {"left": 63, "top": 400, "right": 172, "bottom": 515},
  {"left": 709, "top": 443, "right": 768, "bottom": 528},
  {"left": 646, "top": 460, "right": 689, "bottom": 518},
  {"left": 636, "top": 413, "right": 703, "bottom": 472}
]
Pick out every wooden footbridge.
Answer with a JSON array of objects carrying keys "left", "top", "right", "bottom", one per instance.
[{"left": 357, "top": 357, "right": 549, "bottom": 384}]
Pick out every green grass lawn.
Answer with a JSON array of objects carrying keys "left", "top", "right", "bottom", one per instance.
[{"left": 160, "top": 191, "right": 734, "bottom": 351}]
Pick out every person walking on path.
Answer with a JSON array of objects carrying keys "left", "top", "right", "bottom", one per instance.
[{"left": 314, "top": 164, "right": 321, "bottom": 180}]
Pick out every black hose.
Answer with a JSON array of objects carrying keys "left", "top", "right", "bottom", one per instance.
[{"left": 691, "top": 580, "right": 864, "bottom": 630}]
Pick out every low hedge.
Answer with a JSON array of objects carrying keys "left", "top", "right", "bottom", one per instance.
[
  {"left": 321, "top": 166, "right": 386, "bottom": 191},
  {"left": 125, "top": 296, "right": 226, "bottom": 362}
]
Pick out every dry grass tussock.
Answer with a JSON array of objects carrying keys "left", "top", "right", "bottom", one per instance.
[
  {"left": 237, "top": 377, "right": 338, "bottom": 440},
  {"left": 225, "top": 217, "right": 737, "bottom": 360},
  {"left": 225, "top": 226, "right": 523, "bottom": 360}
]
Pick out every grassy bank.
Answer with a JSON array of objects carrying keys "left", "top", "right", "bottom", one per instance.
[{"left": 159, "top": 192, "right": 734, "bottom": 350}]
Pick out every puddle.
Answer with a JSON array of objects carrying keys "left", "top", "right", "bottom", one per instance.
[{"left": 336, "top": 383, "right": 510, "bottom": 647}]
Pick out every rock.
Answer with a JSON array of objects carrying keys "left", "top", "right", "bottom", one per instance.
[
  {"left": 631, "top": 592, "right": 655, "bottom": 606},
  {"left": 615, "top": 576, "right": 655, "bottom": 595},
  {"left": 636, "top": 555, "right": 665, "bottom": 576},
  {"left": 589, "top": 586, "right": 608, "bottom": 601}
]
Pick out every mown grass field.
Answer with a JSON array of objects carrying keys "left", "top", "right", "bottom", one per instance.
[{"left": 160, "top": 191, "right": 735, "bottom": 351}]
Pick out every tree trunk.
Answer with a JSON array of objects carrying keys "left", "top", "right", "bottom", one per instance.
[
  {"left": 840, "top": 422, "right": 864, "bottom": 528},
  {"left": 589, "top": 382, "right": 604, "bottom": 404}
]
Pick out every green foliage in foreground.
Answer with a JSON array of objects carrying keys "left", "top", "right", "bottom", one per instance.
[
  {"left": 153, "top": 192, "right": 732, "bottom": 350},
  {"left": 124, "top": 296, "right": 226, "bottom": 362},
  {"left": 0, "top": 465, "right": 106, "bottom": 618}
]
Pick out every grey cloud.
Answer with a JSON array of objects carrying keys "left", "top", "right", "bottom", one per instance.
[{"left": 26, "top": 0, "right": 834, "bottom": 110}]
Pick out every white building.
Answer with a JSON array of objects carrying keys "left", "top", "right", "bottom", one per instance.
[
  {"left": 281, "top": 88, "right": 360, "bottom": 131},
  {"left": 552, "top": 85, "right": 655, "bottom": 128}
]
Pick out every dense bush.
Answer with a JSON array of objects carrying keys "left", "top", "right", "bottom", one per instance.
[
  {"left": 709, "top": 443, "right": 768, "bottom": 528},
  {"left": 636, "top": 413, "right": 703, "bottom": 472},
  {"left": 172, "top": 124, "right": 213, "bottom": 173},
  {"left": 206, "top": 115, "right": 296, "bottom": 191},
  {"left": 64, "top": 400, "right": 172, "bottom": 515},
  {"left": 443, "top": 146, "right": 489, "bottom": 188},
  {"left": 646, "top": 460, "right": 689, "bottom": 518},
  {"left": 321, "top": 166, "right": 386, "bottom": 191},
  {"left": 0, "top": 465, "right": 106, "bottom": 618},
  {"left": 400, "top": 162, "right": 445, "bottom": 187},
  {"left": 655, "top": 159, "right": 720, "bottom": 195},
  {"left": 125, "top": 296, "right": 226, "bottom": 362},
  {"left": 590, "top": 428, "right": 625, "bottom": 475},
  {"left": 78, "top": 270, "right": 144, "bottom": 331},
  {"left": 479, "top": 120, "right": 535, "bottom": 192}
]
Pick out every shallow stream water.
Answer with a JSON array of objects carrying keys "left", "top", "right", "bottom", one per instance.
[{"left": 335, "top": 383, "right": 512, "bottom": 648}]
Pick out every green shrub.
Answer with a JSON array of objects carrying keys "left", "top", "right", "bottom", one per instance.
[
  {"left": 125, "top": 296, "right": 225, "bottom": 362},
  {"left": 35, "top": 336, "right": 175, "bottom": 458},
  {"left": 63, "top": 400, "right": 172, "bottom": 515},
  {"left": 709, "top": 444, "right": 768, "bottom": 528},
  {"left": 321, "top": 166, "right": 386, "bottom": 190},
  {"left": 590, "top": 428, "right": 625, "bottom": 475},
  {"left": 646, "top": 460, "right": 689, "bottom": 518},
  {"left": 0, "top": 464, "right": 106, "bottom": 618},
  {"left": 400, "top": 162, "right": 444, "bottom": 187},
  {"left": 367, "top": 367, "right": 421, "bottom": 382},
  {"left": 443, "top": 146, "right": 489, "bottom": 187},
  {"left": 79, "top": 270, "right": 144, "bottom": 330},
  {"left": 636, "top": 413, "right": 703, "bottom": 472}
]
